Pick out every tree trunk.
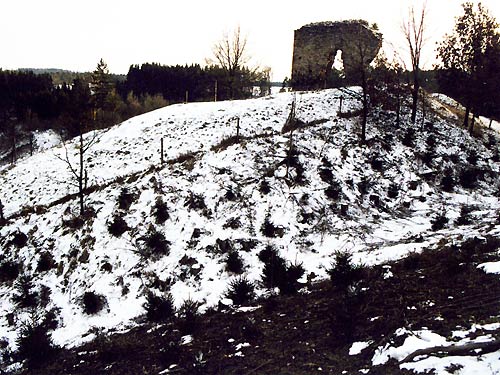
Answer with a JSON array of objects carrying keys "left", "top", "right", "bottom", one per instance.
[
  {"left": 410, "top": 86, "right": 418, "bottom": 124},
  {"left": 30, "top": 133, "right": 34, "bottom": 156},
  {"left": 10, "top": 125, "right": 16, "bottom": 165},
  {"left": 469, "top": 113, "right": 476, "bottom": 134},
  {"left": 229, "top": 70, "right": 235, "bottom": 100},
  {"left": 400, "top": 339, "right": 500, "bottom": 364},
  {"left": 286, "top": 128, "right": 294, "bottom": 180},
  {"left": 361, "top": 70, "right": 368, "bottom": 144},
  {"left": 79, "top": 133, "right": 84, "bottom": 216},
  {"left": 421, "top": 90, "right": 426, "bottom": 126},
  {"left": 463, "top": 106, "right": 470, "bottom": 128},
  {"left": 410, "top": 69, "right": 419, "bottom": 124},
  {"left": 396, "top": 96, "right": 401, "bottom": 127},
  {"left": 236, "top": 117, "right": 240, "bottom": 142},
  {"left": 0, "top": 199, "right": 4, "bottom": 223},
  {"left": 160, "top": 138, "right": 164, "bottom": 165}
]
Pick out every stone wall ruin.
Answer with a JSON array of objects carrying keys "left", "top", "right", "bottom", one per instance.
[{"left": 291, "top": 21, "right": 382, "bottom": 89}]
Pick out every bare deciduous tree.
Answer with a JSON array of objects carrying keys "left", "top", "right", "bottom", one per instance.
[
  {"left": 55, "top": 79, "right": 96, "bottom": 217},
  {"left": 208, "top": 26, "right": 254, "bottom": 99},
  {"left": 402, "top": 2, "right": 428, "bottom": 124},
  {"left": 57, "top": 130, "right": 99, "bottom": 217},
  {"left": 346, "top": 41, "right": 372, "bottom": 144},
  {"left": 212, "top": 26, "right": 249, "bottom": 74}
]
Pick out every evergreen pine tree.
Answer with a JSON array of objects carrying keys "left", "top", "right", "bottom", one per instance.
[{"left": 91, "top": 58, "right": 113, "bottom": 124}]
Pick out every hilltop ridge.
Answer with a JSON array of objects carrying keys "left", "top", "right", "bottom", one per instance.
[{"left": 1, "top": 89, "right": 500, "bottom": 374}]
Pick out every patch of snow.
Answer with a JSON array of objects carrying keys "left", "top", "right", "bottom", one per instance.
[
  {"left": 181, "top": 335, "right": 193, "bottom": 345},
  {"left": 34, "top": 129, "right": 60, "bottom": 151},
  {"left": 349, "top": 341, "right": 373, "bottom": 355},
  {"left": 235, "top": 342, "right": 251, "bottom": 350},
  {"left": 401, "top": 351, "right": 500, "bottom": 375},
  {"left": 236, "top": 306, "right": 261, "bottom": 313},
  {"left": 478, "top": 261, "right": 500, "bottom": 274},
  {"left": 374, "top": 326, "right": 500, "bottom": 374},
  {"left": 372, "top": 329, "right": 449, "bottom": 365}
]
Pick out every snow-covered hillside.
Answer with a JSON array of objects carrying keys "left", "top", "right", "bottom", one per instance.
[{"left": 1, "top": 89, "right": 500, "bottom": 373}]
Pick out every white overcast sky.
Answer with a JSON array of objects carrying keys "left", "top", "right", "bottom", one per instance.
[{"left": 1, "top": 0, "right": 499, "bottom": 80}]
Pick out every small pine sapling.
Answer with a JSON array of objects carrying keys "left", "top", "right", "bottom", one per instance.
[
  {"left": 260, "top": 247, "right": 304, "bottom": 294},
  {"left": 441, "top": 169, "right": 455, "bottom": 192},
  {"left": 11, "top": 231, "right": 28, "bottom": 248},
  {"left": 387, "top": 182, "right": 399, "bottom": 199},
  {"left": 455, "top": 205, "right": 473, "bottom": 226},
  {"left": 139, "top": 226, "right": 171, "bottom": 258},
  {"left": 177, "top": 299, "right": 201, "bottom": 335},
  {"left": 225, "top": 251, "right": 244, "bottom": 274},
  {"left": 261, "top": 212, "right": 285, "bottom": 238},
  {"left": 459, "top": 168, "right": 479, "bottom": 189},
  {"left": 16, "top": 312, "right": 58, "bottom": 369},
  {"left": 152, "top": 197, "right": 169, "bottom": 224},
  {"left": 259, "top": 179, "right": 271, "bottom": 195},
  {"left": 36, "top": 252, "right": 56, "bottom": 273},
  {"left": 81, "top": 291, "right": 107, "bottom": 315},
  {"left": 144, "top": 291, "right": 175, "bottom": 322},
  {"left": 327, "top": 251, "right": 363, "bottom": 292},
  {"left": 325, "top": 180, "right": 342, "bottom": 200},
  {"left": 12, "top": 274, "right": 38, "bottom": 308},
  {"left": 224, "top": 276, "right": 255, "bottom": 305},
  {"left": 0, "top": 260, "right": 21, "bottom": 282},
  {"left": 107, "top": 215, "right": 129, "bottom": 237},
  {"left": 117, "top": 188, "right": 135, "bottom": 211},
  {"left": 402, "top": 127, "right": 416, "bottom": 147},
  {"left": 431, "top": 212, "right": 448, "bottom": 231}
]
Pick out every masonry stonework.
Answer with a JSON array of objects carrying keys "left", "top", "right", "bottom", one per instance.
[{"left": 291, "top": 21, "right": 382, "bottom": 89}]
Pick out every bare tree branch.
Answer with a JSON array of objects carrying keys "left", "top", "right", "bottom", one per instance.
[
  {"left": 402, "top": 2, "right": 428, "bottom": 124},
  {"left": 210, "top": 26, "right": 249, "bottom": 74},
  {"left": 207, "top": 26, "right": 260, "bottom": 100},
  {"left": 54, "top": 140, "right": 79, "bottom": 181},
  {"left": 400, "top": 338, "right": 500, "bottom": 364}
]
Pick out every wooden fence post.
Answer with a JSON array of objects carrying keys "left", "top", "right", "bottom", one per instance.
[
  {"left": 396, "top": 96, "right": 401, "bottom": 127},
  {"left": 160, "top": 138, "right": 164, "bottom": 165},
  {"left": 236, "top": 117, "right": 240, "bottom": 141}
]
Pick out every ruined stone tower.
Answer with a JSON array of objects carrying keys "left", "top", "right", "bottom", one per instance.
[{"left": 291, "top": 21, "right": 382, "bottom": 89}]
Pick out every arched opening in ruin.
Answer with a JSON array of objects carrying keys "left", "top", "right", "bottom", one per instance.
[
  {"left": 332, "top": 50, "right": 345, "bottom": 73},
  {"left": 325, "top": 49, "right": 345, "bottom": 87}
]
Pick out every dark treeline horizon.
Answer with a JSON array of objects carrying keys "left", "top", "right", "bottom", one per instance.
[{"left": 0, "top": 60, "right": 271, "bottom": 164}]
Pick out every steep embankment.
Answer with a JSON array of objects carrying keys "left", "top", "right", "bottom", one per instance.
[{"left": 1, "top": 89, "right": 500, "bottom": 373}]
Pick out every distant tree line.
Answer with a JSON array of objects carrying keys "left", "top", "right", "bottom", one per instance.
[
  {"left": 117, "top": 63, "right": 266, "bottom": 103},
  {"left": 20, "top": 68, "right": 125, "bottom": 87},
  {"left": 0, "top": 57, "right": 269, "bottom": 164}
]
